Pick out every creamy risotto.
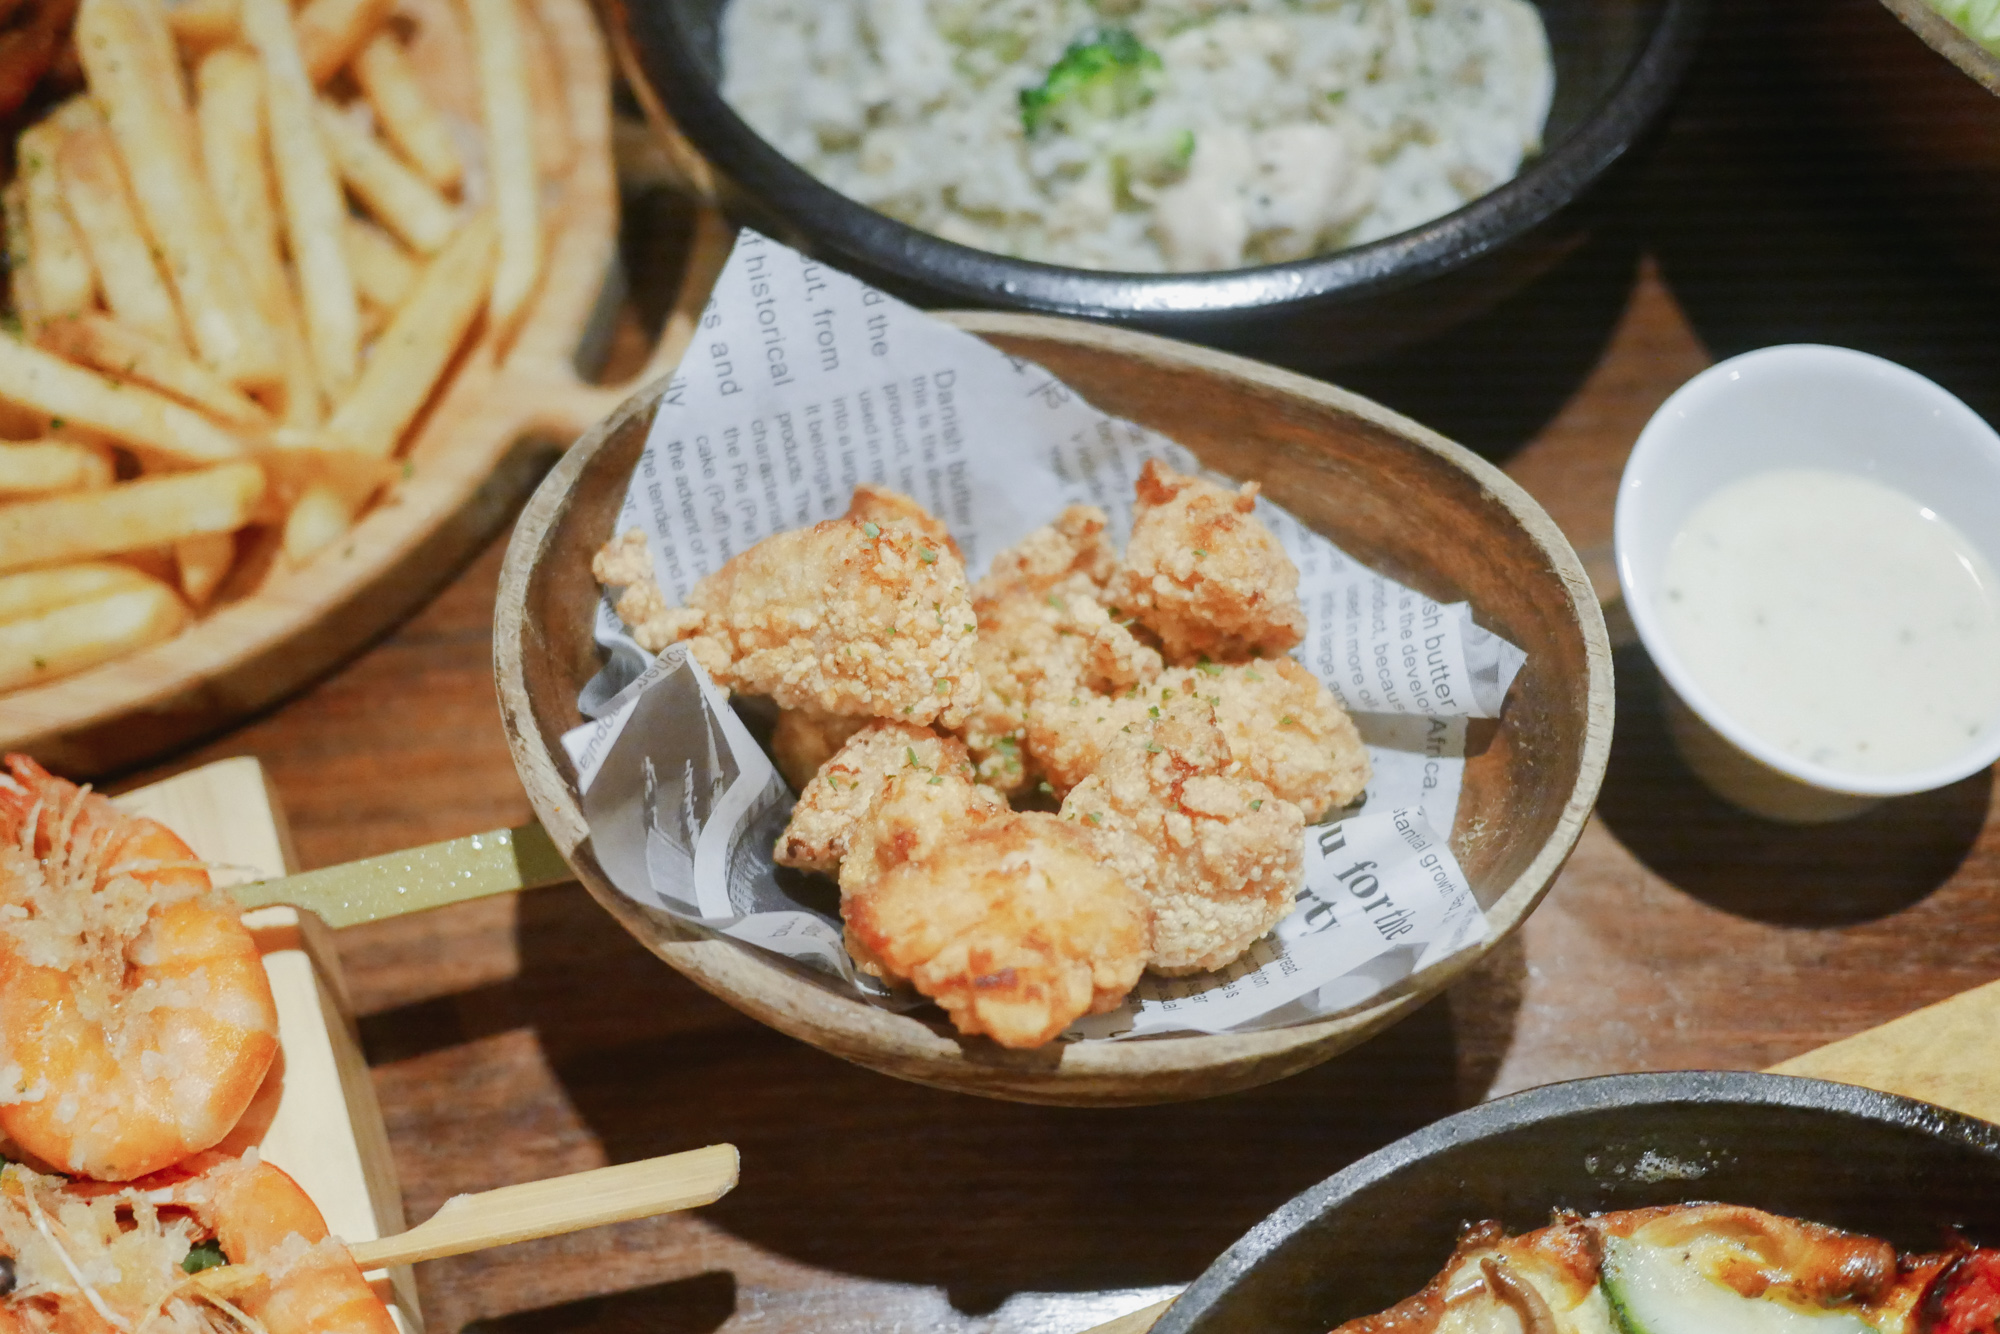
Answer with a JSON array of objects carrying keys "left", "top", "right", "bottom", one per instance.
[{"left": 719, "top": 0, "right": 1556, "bottom": 273}]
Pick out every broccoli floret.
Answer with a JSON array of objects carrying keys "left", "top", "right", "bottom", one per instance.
[{"left": 1019, "top": 27, "right": 1162, "bottom": 138}]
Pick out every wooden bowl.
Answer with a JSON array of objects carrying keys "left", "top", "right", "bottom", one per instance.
[
  {"left": 494, "top": 313, "right": 1615, "bottom": 1107},
  {"left": 0, "top": 0, "right": 703, "bottom": 778}
]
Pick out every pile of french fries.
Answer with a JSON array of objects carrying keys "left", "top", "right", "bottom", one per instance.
[{"left": 0, "top": 0, "right": 557, "bottom": 692}]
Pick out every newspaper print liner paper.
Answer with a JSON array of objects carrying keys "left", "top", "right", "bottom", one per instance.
[{"left": 561, "top": 230, "right": 1524, "bottom": 1039}]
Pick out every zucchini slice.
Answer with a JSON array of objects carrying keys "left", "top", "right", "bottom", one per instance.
[{"left": 1601, "top": 1237, "right": 1883, "bottom": 1334}]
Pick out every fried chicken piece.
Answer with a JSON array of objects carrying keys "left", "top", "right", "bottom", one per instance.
[
  {"left": 957, "top": 509, "right": 1158, "bottom": 794},
  {"left": 1024, "top": 656, "right": 1367, "bottom": 816},
  {"left": 955, "top": 581, "right": 1063, "bottom": 795},
  {"left": 773, "top": 722, "right": 995, "bottom": 876},
  {"left": 592, "top": 507, "right": 981, "bottom": 726},
  {"left": 771, "top": 720, "right": 1008, "bottom": 984},
  {"left": 1106, "top": 458, "right": 1307, "bottom": 663},
  {"left": 1023, "top": 677, "right": 1156, "bottom": 797},
  {"left": 847, "top": 483, "right": 962, "bottom": 562},
  {"left": 962, "top": 580, "right": 1164, "bottom": 794},
  {"left": 770, "top": 709, "right": 869, "bottom": 791},
  {"left": 1171, "top": 656, "right": 1369, "bottom": 821},
  {"left": 832, "top": 758, "right": 1012, "bottom": 979},
  {"left": 969, "top": 504, "right": 1117, "bottom": 604},
  {"left": 775, "top": 721, "right": 1148, "bottom": 1037},
  {"left": 843, "top": 812, "right": 1152, "bottom": 1048},
  {"left": 1060, "top": 700, "right": 1305, "bottom": 975},
  {"left": 591, "top": 530, "right": 707, "bottom": 654},
  {"left": 1063, "top": 592, "right": 1164, "bottom": 690},
  {"left": 835, "top": 757, "right": 1009, "bottom": 899}
]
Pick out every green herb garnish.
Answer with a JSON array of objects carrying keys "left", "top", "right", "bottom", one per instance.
[{"left": 183, "top": 1241, "right": 228, "bottom": 1274}]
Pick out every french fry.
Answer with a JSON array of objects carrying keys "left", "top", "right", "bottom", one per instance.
[
  {"left": 164, "top": 0, "right": 238, "bottom": 49},
  {"left": 56, "top": 116, "right": 187, "bottom": 350},
  {"left": 3, "top": 181, "right": 40, "bottom": 329},
  {"left": 175, "top": 529, "right": 234, "bottom": 605},
  {"left": 0, "top": 576, "right": 189, "bottom": 690},
  {"left": 0, "top": 560, "right": 153, "bottom": 621},
  {"left": 326, "top": 211, "right": 494, "bottom": 457},
  {"left": 0, "top": 335, "right": 246, "bottom": 465},
  {"left": 119, "top": 545, "right": 179, "bottom": 584},
  {"left": 266, "top": 285, "right": 326, "bottom": 428},
  {"left": 16, "top": 121, "right": 96, "bottom": 321},
  {"left": 259, "top": 434, "right": 397, "bottom": 501},
  {"left": 125, "top": 0, "right": 189, "bottom": 111},
  {"left": 76, "top": 0, "right": 283, "bottom": 390},
  {"left": 196, "top": 50, "right": 284, "bottom": 306},
  {"left": 241, "top": 0, "right": 360, "bottom": 398},
  {"left": 0, "top": 460, "right": 264, "bottom": 571},
  {"left": 466, "top": 0, "right": 539, "bottom": 342},
  {"left": 194, "top": 47, "right": 323, "bottom": 428},
  {"left": 39, "top": 314, "right": 272, "bottom": 428},
  {"left": 352, "top": 31, "right": 462, "bottom": 191},
  {"left": 315, "top": 100, "right": 459, "bottom": 254},
  {"left": 343, "top": 214, "right": 419, "bottom": 310},
  {"left": 265, "top": 433, "right": 398, "bottom": 562},
  {"left": 294, "top": 0, "right": 395, "bottom": 84},
  {"left": 515, "top": 0, "right": 568, "bottom": 174},
  {"left": 281, "top": 482, "right": 352, "bottom": 561},
  {"left": 0, "top": 441, "right": 115, "bottom": 496}
]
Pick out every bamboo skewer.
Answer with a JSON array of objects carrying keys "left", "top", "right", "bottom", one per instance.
[
  {"left": 231, "top": 820, "right": 572, "bottom": 927},
  {"left": 347, "top": 1145, "right": 740, "bottom": 1270},
  {"left": 1079, "top": 1298, "right": 1177, "bottom": 1334}
]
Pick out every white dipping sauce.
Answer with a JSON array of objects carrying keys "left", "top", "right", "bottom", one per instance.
[{"left": 1657, "top": 467, "right": 2000, "bottom": 777}]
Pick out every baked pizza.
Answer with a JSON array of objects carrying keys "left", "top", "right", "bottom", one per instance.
[{"left": 1332, "top": 1203, "right": 2000, "bottom": 1334}]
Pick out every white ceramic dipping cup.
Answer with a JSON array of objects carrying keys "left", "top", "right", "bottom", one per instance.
[{"left": 1616, "top": 344, "right": 2000, "bottom": 823}]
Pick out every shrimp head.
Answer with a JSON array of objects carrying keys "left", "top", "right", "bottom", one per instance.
[{"left": 0, "top": 756, "right": 279, "bottom": 1182}]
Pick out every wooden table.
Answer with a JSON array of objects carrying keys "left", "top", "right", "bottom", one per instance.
[{"left": 121, "top": 4, "right": 2000, "bottom": 1331}]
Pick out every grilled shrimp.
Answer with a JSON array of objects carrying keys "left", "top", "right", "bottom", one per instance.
[
  {"left": 2, "top": 1160, "right": 210, "bottom": 1334},
  {"left": 0, "top": 1154, "right": 396, "bottom": 1334},
  {"left": 161, "top": 1153, "right": 397, "bottom": 1334},
  {"left": 0, "top": 755, "right": 280, "bottom": 1182}
]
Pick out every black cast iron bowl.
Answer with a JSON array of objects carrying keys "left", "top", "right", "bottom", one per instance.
[
  {"left": 611, "top": 0, "right": 1707, "bottom": 371},
  {"left": 1155, "top": 1071, "right": 2000, "bottom": 1332}
]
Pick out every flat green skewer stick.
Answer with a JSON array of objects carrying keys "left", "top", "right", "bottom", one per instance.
[{"left": 233, "top": 821, "right": 574, "bottom": 928}]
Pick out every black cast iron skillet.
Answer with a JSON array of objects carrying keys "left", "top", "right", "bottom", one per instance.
[
  {"left": 615, "top": 0, "right": 1707, "bottom": 371},
  {"left": 1154, "top": 1071, "right": 2000, "bottom": 1333}
]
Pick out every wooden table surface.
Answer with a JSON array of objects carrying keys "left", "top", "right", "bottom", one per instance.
[{"left": 120, "top": 4, "right": 2000, "bottom": 1332}]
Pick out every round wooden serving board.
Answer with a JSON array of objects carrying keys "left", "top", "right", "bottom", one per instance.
[
  {"left": 0, "top": 0, "right": 715, "bottom": 778},
  {"left": 495, "top": 313, "right": 1617, "bottom": 1107}
]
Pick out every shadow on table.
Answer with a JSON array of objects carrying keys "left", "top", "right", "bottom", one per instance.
[
  {"left": 361, "top": 882, "right": 1528, "bottom": 1318},
  {"left": 464, "top": 1273, "right": 735, "bottom": 1334},
  {"left": 1636, "top": 0, "right": 2000, "bottom": 419},
  {"left": 1594, "top": 646, "right": 1992, "bottom": 927},
  {"left": 1333, "top": 218, "right": 1644, "bottom": 462}
]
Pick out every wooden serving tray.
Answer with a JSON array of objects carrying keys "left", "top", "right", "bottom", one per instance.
[
  {"left": 114, "top": 756, "right": 423, "bottom": 1332},
  {"left": 0, "top": 0, "right": 724, "bottom": 778}
]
